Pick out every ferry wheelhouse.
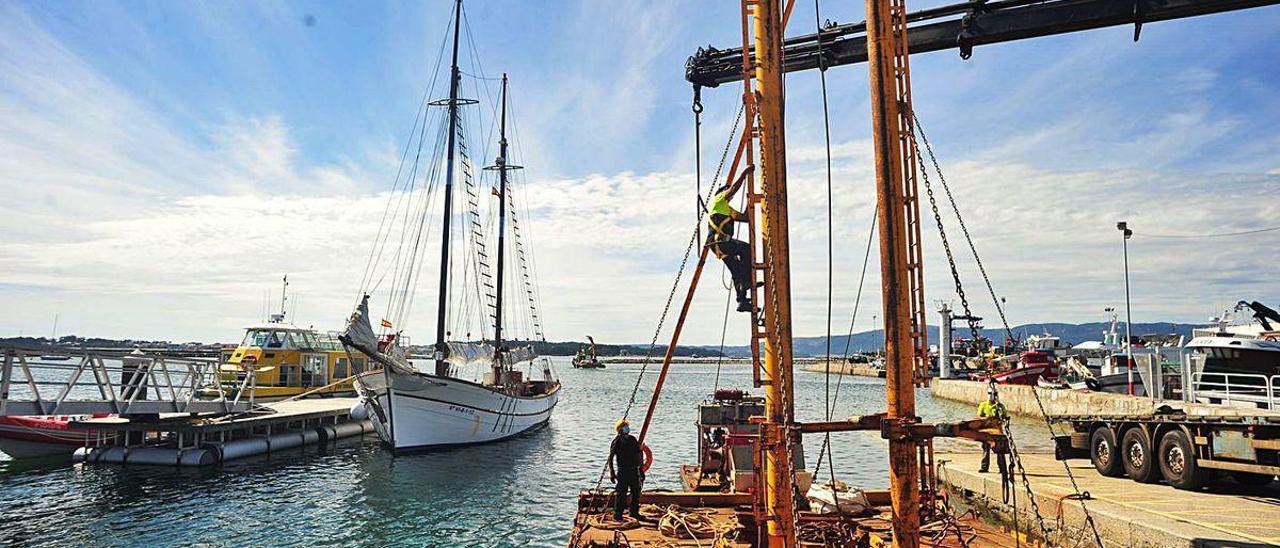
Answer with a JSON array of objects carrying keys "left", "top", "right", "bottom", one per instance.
[{"left": 219, "top": 321, "right": 373, "bottom": 400}]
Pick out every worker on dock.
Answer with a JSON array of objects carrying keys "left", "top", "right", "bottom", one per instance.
[
  {"left": 707, "top": 172, "right": 754, "bottom": 313},
  {"left": 977, "top": 387, "right": 1009, "bottom": 475},
  {"left": 608, "top": 418, "right": 644, "bottom": 521}
]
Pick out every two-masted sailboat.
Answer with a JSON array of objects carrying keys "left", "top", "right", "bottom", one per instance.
[{"left": 341, "top": 0, "right": 558, "bottom": 452}]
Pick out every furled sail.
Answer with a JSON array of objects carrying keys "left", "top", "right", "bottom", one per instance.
[
  {"left": 442, "top": 342, "right": 538, "bottom": 368},
  {"left": 505, "top": 344, "right": 537, "bottom": 365},
  {"left": 340, "top": 295, "right": 405, "bottom": 370}
]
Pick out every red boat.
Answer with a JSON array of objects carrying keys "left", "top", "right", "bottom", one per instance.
[
  {"left": 981, "top": 350, "right": 1058, "bottom": 386},
  {"left": 0, "top": 415, "right": 111, "bottom": 458}
]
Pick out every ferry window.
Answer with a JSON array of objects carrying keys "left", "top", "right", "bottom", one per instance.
[
  {"left": 267, "top": 331, "right": 290, "bottom": 349},
  {"left": 243, "top": 330, "right": 270, "bottom": 347},
  {"left": 353, "top": 358, "right": 366, "bottom": 374},
  {"left": 334, "top": 358, "right": 349, "bottom": 379}
]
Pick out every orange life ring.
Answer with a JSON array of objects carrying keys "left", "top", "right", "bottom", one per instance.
[
  {"left": 641, "top": 444, "right": 654, "bottom": 472},
  {"left": 1265, "top": 335, "right": 1279, "bottom": 342}
]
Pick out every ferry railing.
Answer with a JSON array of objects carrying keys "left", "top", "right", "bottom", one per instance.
[
  {"left": 0, "top": 345, "right": 256, "bottom": 417},
  {"left": 1189, "top": 371, "right": 1275, "bottom": 410}
]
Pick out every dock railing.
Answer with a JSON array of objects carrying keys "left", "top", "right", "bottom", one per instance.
[
  {"left": 1187, "top": 370, "right": 1277, "bottom": 410},
  {"left": 0, "top": 345, "right": 256, "bottom": 416}
]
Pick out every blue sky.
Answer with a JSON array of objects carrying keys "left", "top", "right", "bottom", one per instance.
[{"left": 1, "top": 1, "right": 1277, "bottom": 344}]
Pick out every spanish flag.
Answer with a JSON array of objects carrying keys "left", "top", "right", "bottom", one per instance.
[{"left": 380, "top": 319, "right": 393, "bottom": 328}]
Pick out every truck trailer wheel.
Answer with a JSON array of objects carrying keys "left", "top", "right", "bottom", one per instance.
[
  {"left": 1159, "top": 430, "right": 1205, "bottom": 490},
  {"left": 1121, "top": 428, "right": 1159, "bottom": 483},
  {"left": 1090, "top": 426, "right": 1124, "bottom": 477}
]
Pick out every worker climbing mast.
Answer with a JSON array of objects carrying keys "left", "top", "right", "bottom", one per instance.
[
  {"left": 865, "top": 0, "right": 924, "bottom": 544},
  {"left": 750, "top": 0, "right": 797, "bottom": 545}
]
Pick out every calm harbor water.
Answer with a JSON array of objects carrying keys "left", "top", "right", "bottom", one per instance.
[{"left": 0, "top": 358, "right": 1051, "bottom": 547}]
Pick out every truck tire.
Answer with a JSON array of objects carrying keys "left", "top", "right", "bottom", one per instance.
[
  {"left": 1159, "top": 430, "right": 1205, "bottom": 491},
  {"left": 1121, "top": 428, "right": 1159, "bottom": 483},
  {"left": 1090, "top": 426, "right": 1123, "bottom": 477}
]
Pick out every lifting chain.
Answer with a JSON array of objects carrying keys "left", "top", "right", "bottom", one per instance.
[
  {"left": 907, "top": 107, "right": 1104, "bottom": 546},
  {"left": 913, "top": 124, "right": 981, "bottom": 342},
  {"left": 912, "top": 112, "right": 1017, "bottom": 347}
]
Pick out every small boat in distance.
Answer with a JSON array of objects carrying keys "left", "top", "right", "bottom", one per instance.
[{"left": 572, "top": 336, "right": 604, "bottom": 369}]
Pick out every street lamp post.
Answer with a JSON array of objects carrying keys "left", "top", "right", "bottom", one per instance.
[{"left": 1117, "top": 221, "right": 1134, "bottom": 396}]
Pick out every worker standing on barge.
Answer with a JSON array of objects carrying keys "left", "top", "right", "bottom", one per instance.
[
  {"left": 608, "top": 419, "right": 644, "bottom": 521},
  {"left": 977, "top": 387, "right": 1009, "bottom": 474}
]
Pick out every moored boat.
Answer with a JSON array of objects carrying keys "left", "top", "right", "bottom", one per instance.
[
  {"left": 0, "top": 415, "right": 113, "bottom": 458},
  {"left": 343, "top": 11, "right": 559, "bottom": 452},
  {"left": 203, "top": 277, "right": 375, "bottom": 401}
]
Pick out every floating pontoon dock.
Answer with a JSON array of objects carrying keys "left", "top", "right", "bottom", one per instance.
[{"left": 71, "top": 397, "right": 371, "bottom": 466}]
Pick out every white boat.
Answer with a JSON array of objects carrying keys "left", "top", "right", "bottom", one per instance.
[
  {"left": 1184, "top": 301, "right": 1280, "bottom": 395},
  {"left": 341, "top": 15, "right": 559, "bottom": 452},
  {"left": 354, "top": 359, "right": 558, "bottom": 450}
]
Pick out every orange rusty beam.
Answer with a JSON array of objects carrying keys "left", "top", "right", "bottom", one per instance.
[{"left": 637, "top": 244, "right": 711, "bottom": 446}]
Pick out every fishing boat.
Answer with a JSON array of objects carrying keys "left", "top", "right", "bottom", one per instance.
[
  {"left": 203, "top": 277, "right": 374, "bottom": 401},
  {"left": 344, "top": 1, "right": 558, "bottom": 452},
  {"left": 982, "top": 350, "right": 1057, "bottom": 385},
  {"left": 572, "top": 336, "right": 605, "bottom": 369}
]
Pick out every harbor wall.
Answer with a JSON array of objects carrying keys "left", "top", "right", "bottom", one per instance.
[
  {"left": 930, "top": 379, "right": 1158, "bottom": 417},
  {"left": 800, "top": 360, "right": 884, "bottom": 378}
]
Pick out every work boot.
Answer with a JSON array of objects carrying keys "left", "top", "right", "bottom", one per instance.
[
  {"left": 979, "top": 467, "right": 989, "bottom": 473},
  {"left": 737, "top": 300, "right": 753, "bottom": 313}
]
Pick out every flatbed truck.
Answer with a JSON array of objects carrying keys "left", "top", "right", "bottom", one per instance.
[{"left": 1053, "top": 403, "right": 1280, "bottom": 490}]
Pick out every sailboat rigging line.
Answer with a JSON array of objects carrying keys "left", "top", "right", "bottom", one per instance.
[
  {"left": 812, "top": 0, "right": 843, "bottom": 497},
  {"left": 501, "top": 90, "right": 550, "bottom": 345},
  {"left": 377, "top": 99, "right": 449, "bottom": 327},
  {"left": 388, "top": 117, "right": 450, "bottom": 327},
  {"left": 911, "top": 112, "right": 1015, "bottom": 344},
  {"left": 358, "top": 11, "right": 454, "bottom": 302},
  {"left": 814, "top": 209, "right": 876, "bottom": 475},
  {"left": 588, "top": 101, "right": 745, "bottom": 498}
]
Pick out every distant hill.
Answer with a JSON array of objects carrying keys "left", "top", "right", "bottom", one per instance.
[
  {"left": 3, "top": 321, "right": 1203, "bottom": 360},
  {"left": 699, "top": 321, "right": 1203, "bottom": 358}
]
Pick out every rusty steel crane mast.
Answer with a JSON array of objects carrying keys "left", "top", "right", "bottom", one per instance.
[{"left": 677, "top": 0, "right": 1280, "bottom": 547}]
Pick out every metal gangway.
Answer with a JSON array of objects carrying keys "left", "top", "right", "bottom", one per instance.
[{"left": 0, "top": 344, "right": 256, "bottom": 416}]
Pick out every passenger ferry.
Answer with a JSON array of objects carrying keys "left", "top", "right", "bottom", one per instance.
[{"left": 209, "top": 279, "right": 375, "bottom": 401}]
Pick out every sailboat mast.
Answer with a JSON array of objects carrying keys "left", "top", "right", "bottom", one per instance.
[
  {"left": 435, "top": 0, "right": 464, "bottom": 377},
  {"left": 492, "top": 74, "right": 511, "bottom": 377}
]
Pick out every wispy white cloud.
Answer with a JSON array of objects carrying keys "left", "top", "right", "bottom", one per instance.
[{"left": 1, "top": 1, "right": 1277, "bottom": 347}]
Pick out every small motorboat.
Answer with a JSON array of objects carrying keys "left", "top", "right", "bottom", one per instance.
[{"left": 0, "top": 415, "right": 113, "bottom": 458}]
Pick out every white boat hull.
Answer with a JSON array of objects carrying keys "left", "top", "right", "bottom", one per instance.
[{"left": 354, "top": 368, "right": 558, "bottom": 451}]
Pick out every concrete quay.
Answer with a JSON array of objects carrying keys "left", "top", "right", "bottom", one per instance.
[{"left": 937, "top": 451, "right": 1280, "bottom": 547}]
